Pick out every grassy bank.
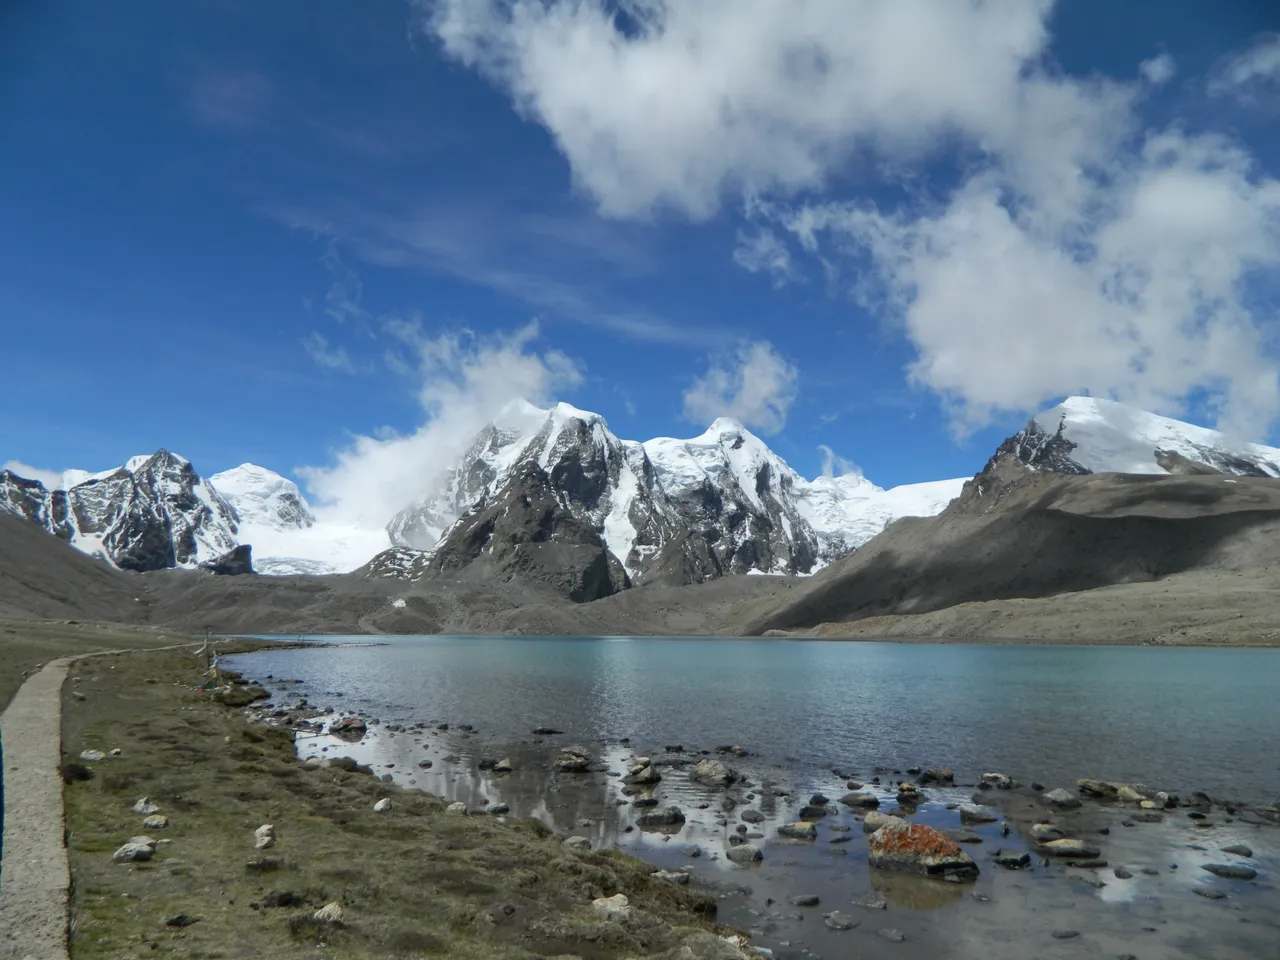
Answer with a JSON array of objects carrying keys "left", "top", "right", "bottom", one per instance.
[{"left": 59, "top": 644, "right": 740, "bottom": 959}]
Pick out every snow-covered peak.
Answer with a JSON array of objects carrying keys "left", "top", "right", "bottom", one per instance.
[
  {"left": 209, "top": 463, "right": 316, "bottom": 530},
  {"left": 1027, "top": 396, "right": 1280, "bottom": 477}
]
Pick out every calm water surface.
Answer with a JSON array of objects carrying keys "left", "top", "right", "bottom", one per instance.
[{"left": 227, "top": 637, "right": 1280, "bottom": 802}]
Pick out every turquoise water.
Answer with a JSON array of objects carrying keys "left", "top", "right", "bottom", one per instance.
[{"left": 227, "top": 637, "right": 1280, "bottom": 803}]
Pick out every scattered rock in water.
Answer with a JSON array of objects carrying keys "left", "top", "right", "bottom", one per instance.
[
  {"left": 726, "top": 844, "right": 762, "bottom": 864},
  {"left": 829, "top": 834, "right": 852, "bottom": 845},
  {"left": 624, "top": 757, "right": 661, "bottom": 785},
  {"left": 477, "top": 757, "right": 497, "bottom": 771},
  {"left": 532, "top": 726, "right": 563, "bottom": 735},
  {"left": 1133, "top": 813, "right": 1164, "bottom": 823},
  {"left": 636, "top": 806, "right": 686, "bottom": 829},
  {"left": 1077, "top": 779, "right": 1120, "bottom": 799},
  {"left": 863, "top": 811, "right": 905, "bottom": 834},
  {"left": 777, "top": 822, "right": 818, "bottom": 841},
  {"left": 79, "top": 749, "right": 106, "bottom": 762},
  {"left": 373, "top": 798, "right": 392, "bottom": 813},
  {"left": 740, "top": 809, "right": 765, "bottom": 823},
  {"left": 563, "top": 836, "right": 591, "bottom": 852},
  {"left": 841, "top": 791, "right": 880, "bottom": 809},
  {"left": 1116, "top": 785, "right": 1148, "bottom": 802},
  {"left": 632, "top": 796, "right": 659, "bottom": 808},
  {"left": 959, "top": 804, "right": 999, "bottom": 824},
  {"left": 312, "top": 902, "right": 344, "bottom": 926},
  {"left": 823, "top": 911, "right": 859, "bottom": 931},
  {"left": 715, "top": 744, "right": 748, "bottom": 757},
  {"left": 493, "top": 757, "right": 513, "bottom": 773},
  {"left": 142, "top": 815, "right": 169, "bottom": 830},
  {"left": 1222, "top": 844, "right": 1254, "bottom": 858},
  {"left": 878, "top": 928, "right": 906, "bottom": 942},
  {"left": 1051, "top": 929, "right": 1080, "bottom": 940},
  {"left": 1114, "top": 866, "right": 1133, "bottom": 879},
  {"left": 555, "top": 746, "right": 592, "bottom": 773},
  {"left": 691, "top": 758, "right": 737, "bottom": 789},
  {"left": 809, "top": 793, "right": 829, "bottom": 806},
  {"left": 850, "top": 891, "right": 888, "bottom": 910},
  {"left": 867, "top": 820, "right": 980, "bottom": 881},
  {"left": 920, "top": 768, "right": 954, "bottom": 785},
  {"left": 797, "top": 804, "right": 826, "bottom": 820},
  {"left": 1193, "top": 887, "right": 1226, "bottom": 900},
  {"left": 1038, "top": 838, "right": 1101, "bottom": 859},
  {"left": 1201, "top": 863, "right": 1258, "bottom": 881},
  {"left": 131, "top": 797, "right": 160, "bottom": 815},
  {"left": 789, "top": 894, "right": 820, "bottom": 907},
  {"left": 112, "top": 842, "right": 154, "bottom": 863},
  {"left": 445, "top": 802, "right": 467, "bottom": 815},
  {"left": 684, "top": 845, "right": 702, "bottom": 858},
  {"left": 1027, "top": 823, "right": 1064, "bottom": 843},
  {"left": 1066, "top": 859, "right": 1108, "bottom": 869},
  {"left": 1043, "top": 788, "right": 1083, "bottom": 809},
  {"left": 417, "top": 759, "right": 433, "bottom": 769},
  {"left": 981, "top": 772, "right": 1017, "bottom": 790},
  {"left": 947, "top": 830, "right": 984, "bottom": 844},
  {"left": 896, "top": 783, "right": 924, "bottom": 805},
  {"left": 996, "top": 852, "right": 1032, "bottom": 869},
  {"left": 329, "top": 717, "right": 367, "bottom": 738}
]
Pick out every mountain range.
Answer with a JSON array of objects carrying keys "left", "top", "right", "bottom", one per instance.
[{"left": 3, "top": 396, "right": 1278, "bottom": 602}]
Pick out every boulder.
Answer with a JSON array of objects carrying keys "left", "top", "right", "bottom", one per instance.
[
  {"left": 725, "top": 844, "right": 762, "bottom": 864},
  {"left": 840, "top": 791, "right": 880, "bottom": 809},
  {"left": 981, "top": 772, "right": 1017, "bottom": 790},
  {"left": 329, "top": 717, "right": 367, "bottom": 738},
  {"left": 624, "top": 758, "right": 661, "bottom": 785},
  {"left": 867, "top": 820, "right": 979, "bottom": 881},
  {"left": 555, "top": 746, "right": 592, "bottom": 773},
  {"left": 112, "top": 842, "right": 154, "bottom": 863},
  {"left": 653, "top": 869, "right": 690, "bottom": 884},
  {"left": 1201, "top": 863, "right": 1257, "bottom": 881},
  {"left": 446, "top": 801, "right": 467, "bottom": 815},
  {"left": 896, "top": 783, "right": 924, "bottom": 805},
  {"left": 1222, "top": 844, "right": 1254, "bottom": 858},
  {"left": 920, "top": 769, "right": 954, "bottom": 785},
  {"left": 996, "top": 852, "right": 1032, "bottom": 869},
  {"left": 142, "top": 815, "right": 169, "bottom": 830},
  {"left": 1043, "top": 788, "right": 1082, "bottom": 809},
  {"left": 373, "top": 798, "right": 392, "bottom": 812},
  {"left": 797, "top": 804, "right": 827, "bottom": 820},
  {"left": 79, "top": 749, "right": 106, "bottom": 762},
  {"left": 493, "top": 757, "right": 513, "bottom": 773},
  {"left": 1029, "top": 822, "right": 1067, "bottom": 842},
  {"left": 254, "top": 824, "right": 275, "bottom": 841},
  {"left": 1038, "top": 838, "right": 1101, "bottom": 859},
  {"left": 563, "top": 836, "right": 592, "bottom": 852},
  {"left": 863, "top": 811, "right": 904, "bottom": 834},
  {"left": 691, "top": 758, "right": 736, "bottom": 789},
  {"left": 958, "top": 804, "right": 998, "bottom": 824},
  {"left": 131, "top": 797, "right": 160, "bottom": 815},
  {"left": 823, "top": 911, "right": 859, "bottom": 931},
  {"left": 636, "top": 806, "right": 686, "bottom": 829},
  {"left": 1116, "top": 785, "right": 1147, "bottom": 802},
  {"left": 199, "top": 544, "right": 254, "bottom": 575},
  {"left": 591, "top": 894, "right": 631, "bottom": 923},
  {"left": 312, "top": 902, "right": 344, "bottom": 926},
  {"left": 1077, "top": 779, "right": 1119, "bottom": 799},
  {"left": 740, "top": 809, "right": 765, "bottom": 824},
  {"left": 777, "top": 822, "right": 818, "bottom": 841}
]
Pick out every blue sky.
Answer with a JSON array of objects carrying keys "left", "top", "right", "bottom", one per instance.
[{"left": 3, "top": 0, "right": 1279, "bottom": 508}]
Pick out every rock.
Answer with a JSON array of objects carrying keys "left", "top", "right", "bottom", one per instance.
[
  {"left": 417, "top": 759, "right": 433, "bottom": 769},
  {"left": 1051, "top": 929, "right": 1080, "bottom": 940},
  {"left": 1077, "top": 779, "right": 1119, "bottom": 798},
  {"left": 255, "top": 836, "right": 275, "bottom": 850},
  {"left": 1201, "top": 863, "right": 1257, "bottom": 880},
  {"left": 789, "top": 894, "right": 820, "bottom": 907},
  {"left": 863, "top": 811, "right": 904, "bottom": 834},
  {"left": 493, "top": 757, "right": 513, "bottom": 773},
  {"left": 777, "top": 822, "right": 818, "bottom": 841},
  {"left": 329, "top": 716, "right": 367, "bottom": 737},
  {"left": 1222, "top": 844, "right": 1254, "bottom": 857},
  {"left": 1193, "top": 887, "right": 1226, "bottom": 900},
  {"left": 373, "top": 798, "right": 392, "bottom": 812},
  {"left": 1113, "top": 865, "right": 1133, "bottom": 878},
  {"left": 840, "top": 791, "right": 880, "bottom": 809},
  {"left": 109, "top": 748, "right": 122, "bottom": 756},
  {"left": 446, "top": 801, "right": 467, "bottom": 815},
  {"left": 653, "top": 869, "right": 690, "bottom": 884},
  {"left": 132, "top": 797, "right": 160, "bottom": 815},
  {"left": 959, "top": 804, "right": 999, "bottom": 824},
  {"left": 1117, "top": 785, "right": 1147, "bottom": 802},
  {"left": 896, "top": 783, "right": 924, "bottom": 805},
  {"left": 532, "top": 726, "right": 563, "bottom": 735},
  {"left": 637, "top": 806, "right": 687, "bottom": 829},
  {"left": 477, "top": 757, "right": 497, "bottom": 770},
  {"left": 313, "top": 902, "right": 344, "bottom": 925},
  {"left": 726, "top": 844, "right": 763, "bottom": 864},
  {"left": 1038, "top": 838, "right": 1101, "bottom": 859},
  {"left": 625, "top": 757, "right": 662, "bottom": 785},
  {"left": 71, "top": 692, "right": 86, "bottom": 701},
  {"left": 684, "top": 845, "right": 702, "bottom": 857},
  {"left": 691, "top": 758, "right": 737, "bottom": 788},
  {"left": 1043, "top": 787, "right": 1082, "bottom": 808},
  {"left": 867, "top": 820, "right": 979, "bottom": 880},
  {"left": 591, "top": 894, "right": 631, "bottom": 923},
  {"left": 849, "top": 891, "right": 888, "bottom": 910},
  {"left": 488, "top": 803, "right": 510, "bottom": 815},
  {"left": 79, "top": 749, "right": 106, "bottom": 762},
  {"left": 996, "top": 852, "right": 1032, "bottom": 869},
  {"left": 822, "top": 911, "right": 859, "bottom": 931},
  {"left": 555, "top": 747, "right": 592, "bottom": 773},
  {"left": 142, "top": 815, "right": 169, "bottom": 830},
  {"left": 563, "top": 836, "right": 592, "bottom": 851},
  {"left": 165, "top": 914, "right": 200, "bottom": 927},
  {"left": 254, "top": 824, "right": 275, "bottom": 841},
  {"left": 797, "top": 804, "right": 826, "bottom": 820},
  {"left": 740, "top": 809, "right": 765, "bottom": 823},
  {"left": 920, "top": 769, "right": 954, "bottom": 784},
  {"left": 947, "top": 830, "right": 983, "bottom": 844},
  {"left": 981, "top": 772, "right": 1016, "bottom": 790},
  {"left": 878, "top": 928, "right": 906, "bottom": 942},
  {"left": 809, "top": 793, "right": 830, "bottom": 805},
  {"left": 112, "top": 842, "right": 154, "bottom": 863},
  {"left": 200, "top": 544, "right": 253, "bottom": 575}
]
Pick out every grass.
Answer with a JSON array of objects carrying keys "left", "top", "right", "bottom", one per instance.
[{"left": 60, "top": 644, "right": 737, "bottom": 959}]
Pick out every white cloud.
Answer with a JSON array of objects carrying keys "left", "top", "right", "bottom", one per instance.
[
  {"left": 298, "top": 322, "right": 581, "bottom": 528},
  {"left": 418, "top": 0, "right": 1055, "bottom": 219},
  {"left": 733, "top": 228, "right": 800, "bottom": 287},
  {"left": 302, "top": 331, "right": 357, "bottom": 373},
  {"left": 2, "top": 460, "right": 64, "bottom": 489},
  {"left": 1140, "top": 53, "right": 1176, "bottom": 86},
  {"left": 817, "top": 444, "right": 861, "bottom": 478},
  {"left": 682, "top": 341, "right": 798, "bottom": 434},
  {"left": 1209, "top": 34, "right": 1280, "bottom": 99}
]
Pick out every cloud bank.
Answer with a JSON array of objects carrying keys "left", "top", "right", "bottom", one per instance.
[
  {"left": 682, "top": 341, "right": 798, "bottom": 435},
  {"left": 419, "top": 0, "right": 1280, "bottom": 438}
]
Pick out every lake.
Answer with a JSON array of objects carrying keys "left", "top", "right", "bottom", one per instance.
[{"left": 226, "top": 636, "right": 1280, "bottom": 803}]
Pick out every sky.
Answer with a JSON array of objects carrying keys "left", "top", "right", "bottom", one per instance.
[{"left": 3, "top": 0, "right": 1280, "bottom": 516}]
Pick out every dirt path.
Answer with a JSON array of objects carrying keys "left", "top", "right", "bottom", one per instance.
[{"left": 0, "top": 656, "right": 73, "bottom": 960}]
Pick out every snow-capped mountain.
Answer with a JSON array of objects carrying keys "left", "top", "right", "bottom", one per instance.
[
  {"left": 209, "top": 464, "right": 316, "bottom": 530},
  {"left": 385, "top": 402, "right": 966, "bottom": 589},
  {"left": 991, "top": 396, "right": 1280, "bottom": 477},
  {"left": 0, "top": 450, "right": 239, "bottom": 572}
]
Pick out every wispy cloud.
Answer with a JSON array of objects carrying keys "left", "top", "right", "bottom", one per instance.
[
  {"left": 682, "top": 340, "right": 799, "bottom": 434},
  {"left": 816, "top": 444, "right": 861, "bottom": 478},
  {"left": 733, "top": 227, "right": 801, "bottom": 287},
  {"left": 302, "top": 331, "right": 357, "bottom": 373},
  {"left": 1, "top": 460, "right": 64, "bottom": 488},
  {"left": 189, "top": 66, "right": 276, "bottom": 131},
  {"left": 1209, "top": 34, "right": 1280, "bottom": 101}
]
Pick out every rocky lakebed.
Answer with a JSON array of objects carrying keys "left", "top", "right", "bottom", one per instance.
[{"left": 233, "top": 669, "right": 1279, "bottom": 960}]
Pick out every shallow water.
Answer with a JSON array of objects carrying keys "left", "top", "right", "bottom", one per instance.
[{"left": 228, "top": 636, "right": 1280, "bottom": 802}]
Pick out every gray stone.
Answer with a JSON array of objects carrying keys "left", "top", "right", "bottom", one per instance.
[
  {"left": 373, "top": 798, "right": 392, "bottom": 813},
  {"left": 313, "top": 902, "right": 344, "bottom": 925},
  {"left": 636, "top": 805, "right": 686, "bottom": 828},
  {"left": 79, "top": 749, "right": 106, "bottom": 762},
  {"left": 996, "top": 852, "right": 1031, "bottom": 869},
  {"left": 1038, "top": 838, "right": 1101, "bottom": 859},
  {"left": 740, "top": 809, "right": 765, "bottom": 823},
  {"left": 1043, "top": 788, "right": 1082, "bottom": 809},
  {"left": 131, "top": 797, "right": 160, "bottom": 815},
  {"left": 1193, "top": 887, "right": 1226, "bottom": 900},
  {"left": 1221, "top": 844, "right": 1254, "bottom": 858},
  {"left": 1030, "top": 822, "right": 1067, "bottom": 842},
  {"left": 142, "top": 814, "right": 169, "bottom": 830},
  {"left": 850, "top": 891, "right": 888, "bottom": 910},
  {"left": 878, "top": 928, "right": 906, "bottom": 942},
  {"left": 862, "top": 811, "right": 904, "bottom": 834},
  {"left": 691, "top": 758, "right": 737, "bottom": 788},
  {"left": 959, "top": 804, "right": 999, "bottom": 824},
  {"left": 563, "top": 836, "right": 592, "bottom": 851},
  {"left": 789, "top": 894, "right": 820, "bottom": 907},
  {"left": 823, "top": 911, "right": 859, "bottom": 931},
  {"left": 726, "top": 843, "right": 763, "bottom": 864},
  {"left": 1051, "top": 929, "right": 1080, "bottom": 940},
  {"left": 1201, "top": 863, "right": 1257, "bottom": 880},
  {"left": 112, "top": 842, "right": 154, "bottom": 863},
  {"left": 840, "top": 791, "right": 880, "bottom": 808},
  {"left": 777, "top": 822, "right": 818, "bottom": 841},
  {"left": 653, "top": 869, "right": 690, "bottom": 884}
]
